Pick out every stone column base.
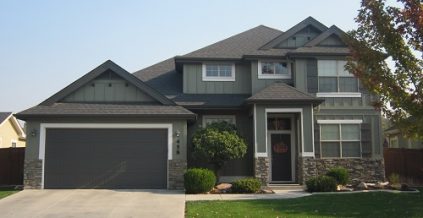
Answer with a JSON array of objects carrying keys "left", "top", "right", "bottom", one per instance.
[
  {"left": 168, "top": 159, "right": 187, "bottom": 190},
  {"left": 24, "top": 159, "right": 42, "bottom": 189},
  {"left": 254, "top": 157, "right": 270, "bottom": 185}
]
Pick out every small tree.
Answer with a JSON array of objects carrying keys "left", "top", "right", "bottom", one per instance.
[{"left": 192, "top": 121, "right": 247, "bottom": 178}]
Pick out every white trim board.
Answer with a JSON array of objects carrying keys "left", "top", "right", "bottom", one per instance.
[
  {"left": 202, "top": 63, "right": 236, "bottom": 81},
  {"left": 317, "top": 119, "right": 363, "bottom": 124},
  {"left": 38, "top": 123, "right": 173, "bottom": 189},
  {"left": 316, "top": 92, "right": 362, "bottom": 98}
]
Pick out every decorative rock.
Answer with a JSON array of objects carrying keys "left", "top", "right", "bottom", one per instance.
[
  {"left": 215, "top": 183, "right": 232, "bottom": 192},
  {"left": 356, "top": 182, "right": 368, "bottom": 190}
]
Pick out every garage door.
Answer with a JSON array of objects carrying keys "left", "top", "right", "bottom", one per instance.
[{"left": 44, "top": 128, "right": 168, "bottom": 189}]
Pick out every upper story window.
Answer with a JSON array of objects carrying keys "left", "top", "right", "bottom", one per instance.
[
  {"left": 202, "top": 115, "right": 236, "bottom": 127},
  {"left": 317, "top": 60, "right": 361, "bottom": 98},
  {"left": 202, "top": 63, "right": 235, "bottom": 81},
  {"left": 258, "top": 61, "right": 291, "bottom": 79},
  {"left": 318, "top": 120, "right": 362, "bottom": 158}
]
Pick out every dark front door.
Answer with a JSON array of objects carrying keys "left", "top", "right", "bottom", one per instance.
[
  {"left": 44, "top": 128, "right": 168, "bottom": 189},
  {"left": 271, "top": 133, "right": 292, "bottom": 182}
]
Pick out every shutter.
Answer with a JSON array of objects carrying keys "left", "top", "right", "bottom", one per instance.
[
  {"left": 314, "top": 123, "right": 320, "bottom": 158},
  {"left": 307, "top": 59, "right": 318, "bottom": 93},
  {"left": 361, "top": 123, "right": 372, "bottom": 157}
]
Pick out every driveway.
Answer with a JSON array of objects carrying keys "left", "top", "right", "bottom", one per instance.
[{"left": 0, "top": 189, "right": 185, "bottom": 218}]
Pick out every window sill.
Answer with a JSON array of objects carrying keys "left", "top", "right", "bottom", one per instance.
[
  {"left": 316, "top": 92, "right": 362, "bottom": 98},
  {"left": 202, "top": 77, "right": 235, "bottom": 82},
  {"left": 258, "top": 74, "right": 291, "bottom": 80}
]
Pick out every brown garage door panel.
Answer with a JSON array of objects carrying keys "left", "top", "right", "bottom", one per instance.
[{"left": 45, "top": 128, "right": 168, "bottom": 189}]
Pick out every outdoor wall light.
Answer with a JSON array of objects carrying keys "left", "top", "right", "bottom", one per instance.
[
  {"left": 175, "top": 130, "right": 181, "bottom": 137},
  {"left": 31, "top": 130, "right": 37, "bottom": 137}
]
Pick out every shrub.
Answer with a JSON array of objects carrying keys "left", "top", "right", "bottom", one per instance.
[
  {"left": 192, "top": 121, "right": 247, "bottom": 177},
  {"left": 326, "top": 167, "right": 349, "bottom": 185},
  {"left": 231, "top": 178, "right": 261, "bottom": 193},
  {"left": 184, "top": 168, "right": 216, "bottom": 194},
  {"left": 389, "top": 173, "right": 400, "bottom": 185},
  {"left": 306, "top": 175, "right": 337, "bottom": 192}
]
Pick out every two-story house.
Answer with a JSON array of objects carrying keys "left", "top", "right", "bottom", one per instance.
[{"left": 17, "top": 17, "right": 384, "bottom": 189}]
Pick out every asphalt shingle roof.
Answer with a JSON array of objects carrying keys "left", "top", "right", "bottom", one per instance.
[
  {"left": 171, "top": 94, "right": 249, "bottom": 108},
  {"left": 247, "top": 82, "right": 323, "bottom": 104},
  {"left": 0, "top": 112, "right": 12, "bottom": 124},
  {"left": 16, "top": 103, "right": 195, "bottom": 119}
]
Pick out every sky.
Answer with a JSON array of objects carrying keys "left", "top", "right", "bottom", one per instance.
[{"left": 0, "top": 0, "right": 368, "bottom": 113}]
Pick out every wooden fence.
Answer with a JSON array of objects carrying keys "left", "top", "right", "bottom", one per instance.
[
  {"left": 384, "top": 148, "right": 423, "bottom": 185},
  {"left": 0, "top": 147, "right": 25, "bottom": 185}
]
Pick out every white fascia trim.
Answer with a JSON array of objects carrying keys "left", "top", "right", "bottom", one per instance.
[
  {"left": 264, "top": 108, "right": 306, "bottom": 156},
  {"left": 202, "top": 63, "right": 236, "bottom": 82},
  {"left": 301, "top": 152, "right": 315, "bottom": 157},
  {"left": 202, "top": 115, "right": 236, "bottom": 127},
  {"left": 11, "top": 116, "right": 26, "bottom": 139},
  {"left": 257, "top": 60, "right": 292, "bottom": 80},
  {"left": 316, "top": 92, "right": 362, "bottom": 98},
  {"left": 39, "top": 123, "right": 173, "bottom": 189},
  {"left": 317, "top": 119, "right": 363, "bottom": 124}
]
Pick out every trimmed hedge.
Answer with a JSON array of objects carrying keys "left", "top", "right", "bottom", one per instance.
[
  {"left": 326, "top": 167, "right": 349, "bottom": 185},
  {"left": 231, "top": 178, "right": 261, "bottom": 193},
  {"left": 184, "top": 168, "right": 216, "bottom": 194},
  {"left": 306, "top": 175, "right": 337, "bottom": 192}
]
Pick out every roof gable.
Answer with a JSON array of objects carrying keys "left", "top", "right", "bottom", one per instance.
[
  {"left": 260, "top": 16, "right": 328, "bottom": 49},
  {"left": 41, "top": 60, "right": 175, "bottom": 106},
  {"left": 304, "top": 25, "right": 348, "bottom": 47},
  {"left": 0, "top": 112, "right": 26, "bottom": 139}
]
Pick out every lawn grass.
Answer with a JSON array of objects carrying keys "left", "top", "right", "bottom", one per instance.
[
  {"left": 0, "top": 187, "right": 20, "bottom": 200},
  {"left": 186, "top": 188, "right": 423, "bottom": 218}
]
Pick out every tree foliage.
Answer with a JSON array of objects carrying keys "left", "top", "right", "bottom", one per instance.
[
  {"left": 192, "top": 121, "right": 247, "bottom": 176},
  {"left": 345, "top": 0, "right": 422, "bottom": 139}
]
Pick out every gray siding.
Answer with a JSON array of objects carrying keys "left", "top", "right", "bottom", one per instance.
[
  {"left": 24, "top": 117, "right": 188, "bottom": 162},
  {"left": 251, "top": 61, "right": 293, "bottom": 94},
  {"left": 315, "top": 109, "right": 383, "bottom": 158},
  {"left": 187, "top": 110, "right": 254, "bottom": 177},
  {"left": 183, "top": 64, "right": 251, "bottom": 94},
  {"left": 255, "top": 104, "right": 314, "bottom": 153},
  {"left": 318, "top": 35, "right": 346, "bottom": 46},
  {"left": 294, "top": 59, "right": 308, "bottom": 92},
  {"left": 275, "top": 26, "right": 321, "bottom": 48},
  {"left": 63, "top": 77, "right": 157, "bottom": 103}
]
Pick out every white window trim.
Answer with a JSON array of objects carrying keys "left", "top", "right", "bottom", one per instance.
[
  {"left": 257, "top": 60, "right": 292, "bottom": 79},
  {"left": 317, "top": 119, "right": 363, "bottom": 124},
  {"left": 38, "top": 123, "right": 173, "bottom": 189},
  {"left": 319, "top": 121, "right": 362, "bottom": 159},
  {"left": 202, "top": 115, "right": 236, "bottom": 127},
  {"left": 316, "top": 92, "right": 362, "bottom": 98},
  {"left": 202, "top": 63, "right": 235, "bottom": 81}
]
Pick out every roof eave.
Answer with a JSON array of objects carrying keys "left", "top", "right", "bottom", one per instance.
[{"left": 15, "top": 113, "right": 197, "bottom": 121}]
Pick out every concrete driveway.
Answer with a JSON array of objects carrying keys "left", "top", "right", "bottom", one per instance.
[{"left": 0, "top": 189, "right": 185, "bottom": 218}]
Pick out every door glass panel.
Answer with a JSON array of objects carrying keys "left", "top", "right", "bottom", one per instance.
[
  {"left": 271, "top": 133, "right": 292, "bottom": 181},
  {"left": 267, "top": 118, "right": 291, "bottom": 130}
]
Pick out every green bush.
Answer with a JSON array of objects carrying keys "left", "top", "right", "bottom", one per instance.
[
  {"left": 231, "top": 178, "right": 261, "bottom": 193},
  {"left": 389, "top": 173, "right": 400, "bottom": 185},
  {"left": 184, "top": 168, "right": 216, "bottom": 194},
  {"left": 306, "top": 175, "right": 337, "bottom": 192},
  {"left": 326, "top": 167, "right": 349, "bottom": 185}
]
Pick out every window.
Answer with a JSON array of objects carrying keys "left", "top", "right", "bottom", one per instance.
[
  {"left": 11, "top": 140, "right": 17, "bottom": 148},
  {"left": 317, "top": 60, "right": 360, "bottom": 97},
  {"left": 258, "top": 61, "right": 291, "bottom": 79},
  {"left": 202, "top": 63, "right": 235, "bottom": 81},
  {"left": 202, "top": 115, "right": 236, "bottom": 127},
  {"left": 389, "top": 136, "right": 399, "bottom": 148},
  {"left": 318, "top": 120, "right": 362, "bottom": 158}
]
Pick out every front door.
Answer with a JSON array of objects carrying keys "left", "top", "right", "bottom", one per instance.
[{"left": 270, "top": 133, "right": 292, "bottom": 182}]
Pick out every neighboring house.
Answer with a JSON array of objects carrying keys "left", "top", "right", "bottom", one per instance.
[
  {"left": 385, "top": 125, "right": 422, "bottom": 149},
  {"left": 17, "top": 17, "right": 385, "bottom": 190},
  {"left": 0, "top": 112, "right": 26, "bottom": 148}
]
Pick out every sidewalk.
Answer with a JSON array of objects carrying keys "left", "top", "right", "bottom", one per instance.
[{"left": 185, "top": 190, "right": 310, "bottom": 201}]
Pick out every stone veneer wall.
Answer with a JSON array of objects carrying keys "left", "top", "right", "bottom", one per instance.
[
  {"left": 300, "top": 157, "right": 385, "bottom": 184},
  {"left": 254, "top": 157, "right": 270, "bottom": 184},
  {"left": 168, "top": 159, "right": 187, "bottom": 190},
  {"left": 24, "top": 159, "right": 42, "bottom": 189}
]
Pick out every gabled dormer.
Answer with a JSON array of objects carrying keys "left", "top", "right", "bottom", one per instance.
[
  {"left": 260, "top": 16, "right": 328, "bottom": 49},
  {"left": 304, "top": 25, "right": 348, "bottom": 47}
]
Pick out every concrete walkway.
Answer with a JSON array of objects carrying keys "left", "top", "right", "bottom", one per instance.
[
  {"left": 0, "top": 189, "right": 185, "bottom": 218},
  {"left": 186, "top": 190, "right": 311, "bottom": 201}
]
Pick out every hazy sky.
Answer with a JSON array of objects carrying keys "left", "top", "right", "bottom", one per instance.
[{"left": 0, "top": 0, "right": 369, "bottom": 112}]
